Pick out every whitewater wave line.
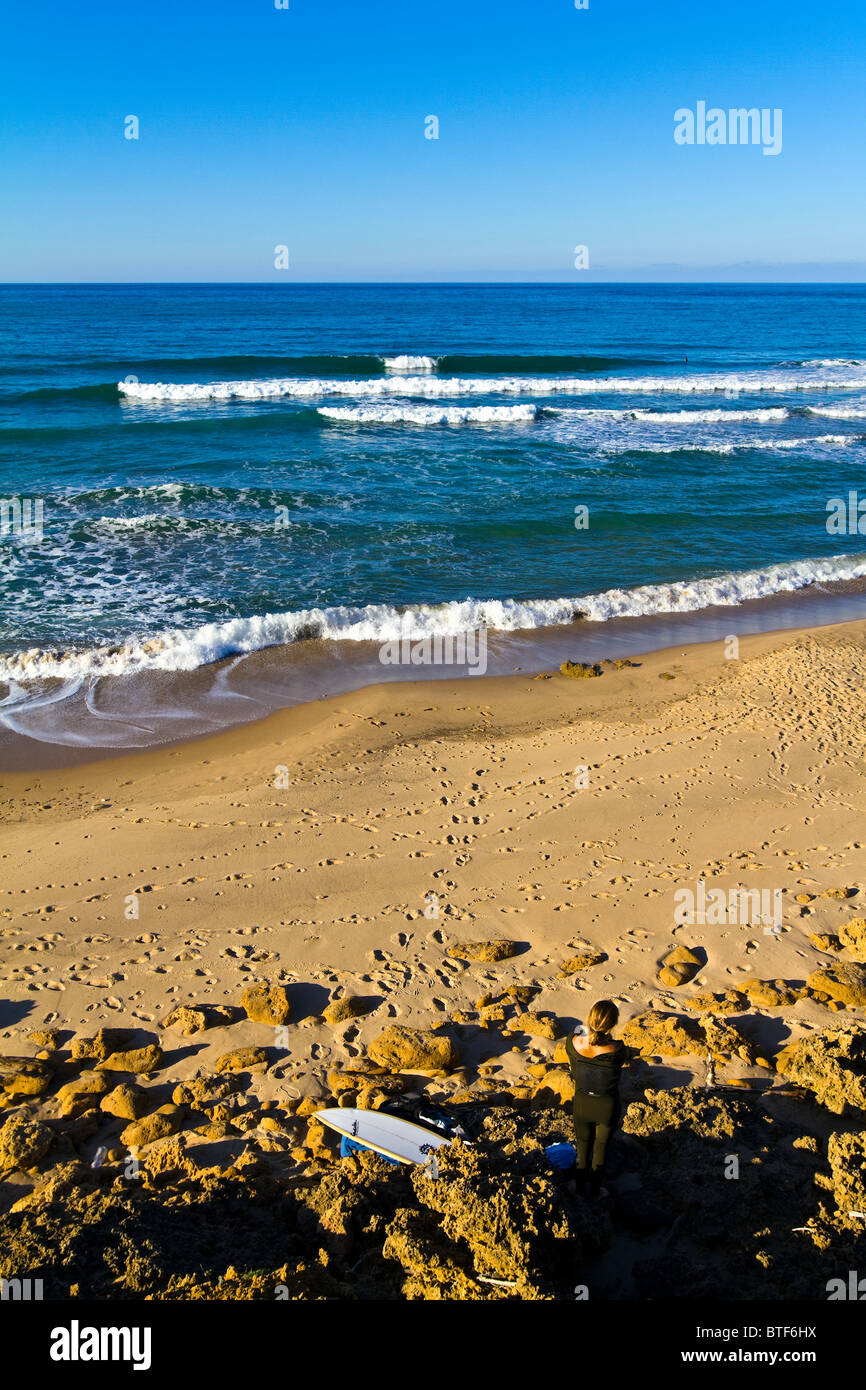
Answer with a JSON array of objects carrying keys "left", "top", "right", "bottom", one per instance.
[
  {"left": 319, "top": 403, "right": 792, "bottom": 425},
  {"left": 118, "top": 366, "right": 866, "bottom": 404},
  {"left": 318, "top": 403, "right": 538, "bottom": 425},
  {"left": 4, "top": 553, "right": 866, "bottom": 684},
  {"left": 603, "top": 434, "right": 857, "bottom": 455},
  {"left": 807, "top": 405, "right": 866, "bottom": 420}
]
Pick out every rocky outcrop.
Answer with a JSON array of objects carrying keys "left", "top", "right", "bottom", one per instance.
[
  {"left": 826, "top": 1131, "right": 866, "bottom": 1226},
  {"left": 368, "top": 1027, "right": 458, "bottom": 1073},
  {"left": 0, "top": 1057, "right": 53, "bottom": 1101},
  {"left": 775, "top": 1025, "right": 866, "bottom": 1114},
  {"left": 620, "top": 1010, "right": 703, "bottom": 1057},
  {"left": 700, "top": 1014, "right": 763, "bottom": 1067},
  {"left": 806, "top": 963, "right": 866, "bottom": 1008},
  {"left": 808, "top": 934, "right": 842, "bottom": 953},
  {"left": 505, "top": 1012, "right": 560, "bottom": 1040},
  {"left": 0, "top": 1077, "right": 860, "bottom": 1303},
  {"left": 682, "top": 990, "right": 745, "bottom": 1014},
  {"left": 838, "top": 918, "right": 866, "bottom": 963},
  {"left": 740, "top": 979, "right": 804, "bottom": 1008}
]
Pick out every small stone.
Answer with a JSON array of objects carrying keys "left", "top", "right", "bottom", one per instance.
[
  {"left": 560, "top": 660, "right": 603, "bottom": 679},
  {"left": 657, "top": 945, "right": 701, "bottom": 988}
]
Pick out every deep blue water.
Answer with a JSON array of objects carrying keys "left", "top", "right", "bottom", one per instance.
[{"left": 1, "top": 283, "right": 865, "bottom": 688}]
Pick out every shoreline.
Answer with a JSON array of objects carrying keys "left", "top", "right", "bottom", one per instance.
[{"left": 2, "top": 578, "right": 866, "bottom": 773}]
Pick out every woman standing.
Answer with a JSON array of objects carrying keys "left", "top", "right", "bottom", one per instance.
[{"left": 564, "top": 999, "right": 626, "bottom": 1198}]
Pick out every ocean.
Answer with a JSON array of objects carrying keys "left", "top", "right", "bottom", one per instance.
[{"left": 2, "top": 282, "right": 866, "bottom": 757}]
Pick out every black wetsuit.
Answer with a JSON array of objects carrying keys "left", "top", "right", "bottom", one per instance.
[{"left": 564, "top": 1034, "right": 625, "bottom": 1173}]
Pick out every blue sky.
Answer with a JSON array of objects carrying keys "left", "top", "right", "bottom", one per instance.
[{"left": 1, "top": 0, "right": 864, "bottom": 281}]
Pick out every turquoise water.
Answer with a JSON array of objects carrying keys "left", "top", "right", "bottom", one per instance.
[{"left": 1, "top": 283, "right": 865, "bottom": 748}]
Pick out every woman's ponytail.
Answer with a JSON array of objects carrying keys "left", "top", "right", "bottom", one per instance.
[{"left": 587, "top": 998, "right": 619, "bottom": 1045}]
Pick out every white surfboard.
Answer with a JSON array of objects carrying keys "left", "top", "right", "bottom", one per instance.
[{"left": 316, "top": 1108, "right": 454, "bottom": 1165}]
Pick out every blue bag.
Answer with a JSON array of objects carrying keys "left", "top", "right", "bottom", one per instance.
[
  {"left": 340, "top": 1134, "right": 400, "bottom": 1165},
  {"left": 545, "top": 1142, "right": 576, "bottom": 1171}
]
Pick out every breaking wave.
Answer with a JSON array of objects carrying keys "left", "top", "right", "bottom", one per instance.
[
  {"left": 4, "top": 552, "right": 866, "bottom": 684},
  {"left": 117, "top": 365, "right": 866, "bottom": 404},
  {"left": 318, "top": 403, "right": 538, "bottom": 425}
]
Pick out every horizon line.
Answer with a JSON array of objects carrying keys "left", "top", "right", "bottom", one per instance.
[{"left": 3, "top": 278, "right": 866, "bottom": 288}]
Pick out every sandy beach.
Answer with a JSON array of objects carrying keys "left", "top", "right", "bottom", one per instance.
[{"left": 1, "top": 618, "right": 866, "bottom": 1298}]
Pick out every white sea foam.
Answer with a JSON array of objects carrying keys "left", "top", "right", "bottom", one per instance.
[
  {"left": 318, "top": 403, "right": 538, "bottom": 425},
  {"left": 807, "top": 405, "right": 866, "bottom": 419},
  {"left": 97, "top": 514, "right": 163, "bottom": 529},
  {"left": 4, "top": 553, "right": 866, "bottom": 684},
  {"left": 603, "top": 434, "right": 855, "bottom": 456},
  {"left": 801, "top": 359, "right": 866, "bottom": 367},
  {"left": 383, "top": 355, "right": 438, "bottom": 372},
  {"left": 118, "top": 365, "right": 866, "bottom": 404},
  {"left": 761, "top": 433, "right": 855, "bottom": 448},
  {"left": 550, "top": 406, "right": 791, "bottom": 424}
]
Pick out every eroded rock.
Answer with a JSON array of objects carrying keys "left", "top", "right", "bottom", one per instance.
[
  {"left": 839, "top": 919, "right": 866, "bottom": 963},
  {"left": 446, "top": 940, "right": 520, "bottom": 964},
  {"left": 657, "top": 945, "right": 701, "bottom": 988},
  {"left": 775, "top": 1025, "right": 866, "bottom": 1114},
  {"left": 806, "top": 963, "right": 866, "bottom": 1008},
  {"left": 0, "top": 1113, "right": 53, "bottom": 1172},
  {"left": 241, "top": 985, "right": 291, "bottom": 1027},
  {"left": 620, "top": 1010, "right": 703, "bottom": 1057},
  {"left": 368, "top": 1026, "right": 458, "bottom": 1073}
]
